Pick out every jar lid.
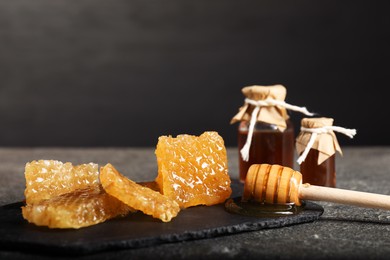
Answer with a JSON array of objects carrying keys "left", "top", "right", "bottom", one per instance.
[
  {"left": 301, "top": 117, "right": 334, "bottom": 128},
  {"left": 241, "top": 85, "right": 287, "bottom": 101},
  {"left": 230, "top": 85, "right": 289, "bottom": 131},
  {"left": 296, "top": 117, "right": 342, "bottom": 165}
]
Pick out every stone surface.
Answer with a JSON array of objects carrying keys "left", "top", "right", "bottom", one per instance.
[
  {"left": 1, "top": 147, "right": 390, "bottom": 259},
  {"left": 0, "top": 200, "right": 323, "bottom": 255}
]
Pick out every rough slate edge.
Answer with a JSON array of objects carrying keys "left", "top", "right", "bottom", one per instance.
[{"left": 0, "top": 180, "right": 324, "bottom": 256}]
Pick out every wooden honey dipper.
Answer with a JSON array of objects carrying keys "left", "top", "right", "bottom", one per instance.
[{"left": 242, "top": 164, "right": 390, "bottom": 210}]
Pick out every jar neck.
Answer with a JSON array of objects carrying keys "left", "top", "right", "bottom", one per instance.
[{"left": 239, "top": 119, "right": 292, "bottom": 131}]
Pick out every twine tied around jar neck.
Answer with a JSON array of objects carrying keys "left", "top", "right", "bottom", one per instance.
[
  {"left": 240, "top": 98, "right": 314, "bottom": 162},
  {"left": 296, "top": 126, "right": 357, "bottom": 165}
]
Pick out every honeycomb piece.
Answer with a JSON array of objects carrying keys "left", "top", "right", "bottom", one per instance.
[
  {"left": 22, "top": 185, "right": 132, "bottom": 229},
  {"left": 100, "top": 163, "right": 180, "bottom": 222},
  {"left": 24, "top": 160, "right": 99, "bottom": 205},
  {"left": 155, "top": 131, "right": 232, "bottom": 208},
  {"left": 138, "top": 181, "right": 160, "bottom": 192}
]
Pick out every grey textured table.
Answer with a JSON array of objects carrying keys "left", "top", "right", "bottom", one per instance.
[{"left": 1, "top": 147, "right": 390, "bottom": 259}]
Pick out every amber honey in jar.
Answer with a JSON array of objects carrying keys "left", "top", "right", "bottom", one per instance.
[
  {"left": 237, "top": 119, "right": 295, "bottom": 182},
  {"left": 231, "top": 85, "right": 314, "bottom": 182},
  {"left": 296, "top": 117, "right": 356, "bottom": 188},
  {"left": 299, "top": 149, "right": 336, "bottom": 187}
]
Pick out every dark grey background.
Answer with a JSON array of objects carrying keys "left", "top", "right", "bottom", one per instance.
[{"left": 0, "top": 0, "right": 389, "bottom": 147}]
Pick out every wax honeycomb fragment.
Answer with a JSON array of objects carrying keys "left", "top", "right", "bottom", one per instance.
[
  {"left": 24, "top": 160, "right": 99, "bottom": 205},
  {"left": 22, "top": 185, "right": 131, "bottom": 229},
  {"left": 155, "top": 131, "right": 232, "bottom": 208},
  {"left": 100, "top": 164, "right": 180, "bottom": 222}
]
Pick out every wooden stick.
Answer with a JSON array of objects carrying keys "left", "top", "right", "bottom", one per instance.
[{"left": 299, "top": 183, "right": 390, "bottom": 210}]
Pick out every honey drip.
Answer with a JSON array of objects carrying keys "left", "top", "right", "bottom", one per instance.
[{"left": 225, "top": 197, "right": 303, "bottom": 217}]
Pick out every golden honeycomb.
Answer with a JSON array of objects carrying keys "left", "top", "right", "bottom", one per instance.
[
  {"left": 155, "top": 131, "right": 232, "bottom": 208},
  {"left": 100, "top": 163, "right": 180, "bottom": 222},
  {"left": 24, "top": 160, "right": 99, "bottom": 205},
  {"left": 22, "top": 185, "right": 131, "bottom": 229}
]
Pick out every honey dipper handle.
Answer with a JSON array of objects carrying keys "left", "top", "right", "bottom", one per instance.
[{"left": 299, "top": 184, "right": 390, "bottom": 210}]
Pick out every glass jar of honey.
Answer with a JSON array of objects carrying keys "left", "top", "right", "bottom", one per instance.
[
  {"left": 237, "top": 119, "right": 295, "bottom": 183},
  {"left": 231, "top": 85, "right": 313, "bottom": 182},
  {"left": 296, "top": 117, "right": 356, "bottom": 187}
]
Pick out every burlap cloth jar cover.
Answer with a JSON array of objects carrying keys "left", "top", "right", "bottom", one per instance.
[
  {"left": 230, "top": 85, "right": 290, "bottom": 131},
  {"left": 296, "top": 117, "right": 342, "bottom": 165}
]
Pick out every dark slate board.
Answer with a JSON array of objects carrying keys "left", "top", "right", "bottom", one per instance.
[{"left": 0, "top": 180, "right": 323, "bottom": 255}]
